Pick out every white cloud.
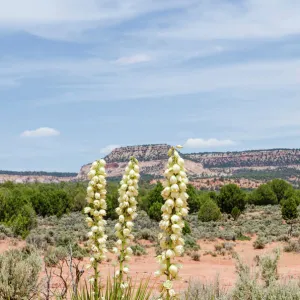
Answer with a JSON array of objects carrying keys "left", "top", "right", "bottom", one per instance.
[
  {"left": 116, "top": 54, "right": 151, "bottom": 65},
  {"left": 184, "top": 138, "right": 236, "bottom": 149},
  {"left": 100, "top": 144, "right": 120, "bottom": 155},
  {"left": 21, "top": 127, "right": 60, "bottom": 138}
]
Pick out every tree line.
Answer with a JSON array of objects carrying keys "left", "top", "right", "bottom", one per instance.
[{"left": 0, "top": 178, "right": 299, "bottom": 238}]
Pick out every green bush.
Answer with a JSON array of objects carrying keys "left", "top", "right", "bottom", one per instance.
[
  {"left": 282, "top": 197, "right": 299, "bottom": 221},
  {"left": 9, "top": 204, "right": 37, "bottom": 238},
  {"left": 148, "top": 202, "right": 162, "bottom": 221},
  {"left": 249, "top": 184, "right": 278, "bottom": 205},
  {"left": 218, "top": 184, "right": 246, "bottom": 213},
  {"left": 198, "top": 199, "right": 221, "bottom": 222},
  {"left": 183, "top": 221, "right": 191, "bottom": 235}
]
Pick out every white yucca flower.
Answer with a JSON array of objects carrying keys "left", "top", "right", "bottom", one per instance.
[
  {"left": 156, "top": 146, "right": 189, "bottom": 299},
  {"left": 84, "top": 159, "right": 107, "bottom": 286},
  {"left": 114, "top": 157, "right": 140, "bottom": 283}
]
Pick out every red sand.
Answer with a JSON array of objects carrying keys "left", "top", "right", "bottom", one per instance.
[{"left": 1, "top": 238, "right": 300, "bottom": 293}]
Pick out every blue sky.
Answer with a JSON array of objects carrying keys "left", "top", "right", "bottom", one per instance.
[{"left": 1, "top": 0, "right": 300, "bottom": 172}]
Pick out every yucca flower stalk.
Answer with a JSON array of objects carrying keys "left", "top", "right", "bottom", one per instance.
[
  {"left": 113, "top": 157, "right": 140, "bottom": 288},
  {"left": 84, "top": 159, "right": 108, "bottom": 296},
  {"left": 156, "top": 146, "right": 189, "bottom": 299}
]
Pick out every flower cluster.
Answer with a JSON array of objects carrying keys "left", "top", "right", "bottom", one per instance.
[
  {"left": 113, "top": 157, "right": 140, "bottom": 283},
  {"left": 156, "top": 146, "right": 189, "bottom": 299},
  {"left": 84, "top": 159, "right": 108, "bottom": 281}
]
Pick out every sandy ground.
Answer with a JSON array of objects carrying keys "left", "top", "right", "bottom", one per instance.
[{"left": 1, "top": 238, "right": 300, "bottom": 294}]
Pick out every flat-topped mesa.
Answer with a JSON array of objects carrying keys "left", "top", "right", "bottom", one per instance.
[
  {"left": 104, "top": 144, "right": 172, "bottom": 163},
  {"left": 186, "top": 149, "right": 300, "bottom": 168}
]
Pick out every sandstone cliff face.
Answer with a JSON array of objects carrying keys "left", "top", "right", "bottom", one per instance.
[
  {"left": 76, "top": 144, "right": 216, "bottom": 180},
  {"left": 104, "top": 144, "right": 171, "bottom": 162}
]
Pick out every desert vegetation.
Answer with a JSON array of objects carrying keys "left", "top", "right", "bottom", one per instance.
[{"left": 0, "top": 147, "right": 300, "bottom": 299}]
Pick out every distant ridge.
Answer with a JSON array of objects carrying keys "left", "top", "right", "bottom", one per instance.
[
  {"left": 1, "top": 144, "right": 300, "bottom": 187},
  {"left": 0, "top": 170, "right": 77, "bottom": 177}
]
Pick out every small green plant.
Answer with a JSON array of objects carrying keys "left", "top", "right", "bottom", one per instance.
[
  {"left": 73, "top": 275, "right": 153, "bottom": 300},
  {"left": 132, "top": 244, "right": 147, "bottom": 256},
  {"left": 231, "top": 207, "right": 241, "bottom": 221}
]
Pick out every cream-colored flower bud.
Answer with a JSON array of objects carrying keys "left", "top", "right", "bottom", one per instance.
[
  {"left": 166, "top": 199, "right": 174, "bottom": 207},
  {"left": 181, "top": 208, "right": 188, "bottom": 216},
  {"left": 170, "top": 175, "right": 177, "bottom": 184},
  {"left": 169, "top": 265, "right": 178, "bottom": 277},
  {"left": 171, "top": 215, "right": 180, "bottom": 223},
  {"left": 123, "top": 228, "right": 130, "bottom": 236},
  {"left": 115, "top": 223, "right": 122, "bottom": 231},
  {"left": 175, "top": 198, "right": 184, "bottom": 207},
  {"left": 171, "top": 184, "right": 179, "bottom": 192},
  {"left": 99, "top": 159, "right": 106, "bottom": 166},
  {"left": 166, "top": 249, "right": 175, "bottom": 258},
  {"left": 172, "top": 224, "right": 181, "bottom": 234},
  {"left": 174, "top": 245, "right": 184, "bottom": 256},
  {"left": 84, "top": 207, "right": 91, "bottom": 214},
  {"left": 172, "top": 164, "right": 180, "bottom": 174},
  {"left": 126, "top": 247, "right": 133, "bottom": 255},
  {"left": 93, "top": 200, "right": 100, "bottom": 207}
]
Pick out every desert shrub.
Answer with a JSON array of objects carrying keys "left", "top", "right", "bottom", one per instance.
[
  {"left": 253, "top": 236, "right": 266, "bottom": 249},
  {"left": 26, "top": 233, "right": 51, "bottom": 250},
  {"left": 0, "top": 224, "right": 13, "bottom": 237},
  {"left": 191, "top": 252, "right": 200, "bottom": 261},
  {"left": 131, "top": 244, "right": 147, "bottom": 256},
  {"left": 276, "top": 234, "right": 290, "bottom": 242},
  {"left": 231, "top": 207, "right": 241, "bottom": 221},
  {"left": 284, "top": 238, "right": 300, "bottom": 253},
  {"left": 44, "top": 246, "right": 68, "bottom": 266},
  {"left": 184, "top": 235, "right": 200, "bottom": 251},
  {"left": 135, "top": 228, "right": 156, "bottom": 242},
  {"left": 198, "top": 199, "right": 221, "bottom": 222},
  {"left": 181, "top": 278, "right": 227, "bottom": 300},
  {"left": 214, "top": 244, "right": 223, "bottom": 252},
  {"left": 260, "top": 250, "right": 280, "bottom": 286},
  {"left": 0, "top": 249, "right": 41, "bottom": 300}
]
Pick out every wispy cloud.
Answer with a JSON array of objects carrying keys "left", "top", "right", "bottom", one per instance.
[
  {"left": 116, "top": 54, "right": 151, "bottom": 65},
  {"left": 100, "top": 144, "right": 120, "bottom": 155},
  {"left": 184, "top": 138, "right": 236, "bottom": 149},
  {"left": 21, "top": 127, "right": 60, "bottom": 138}
]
